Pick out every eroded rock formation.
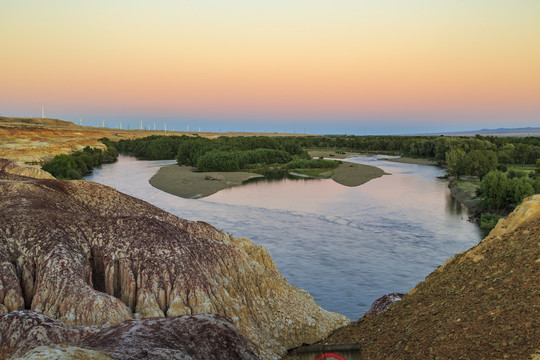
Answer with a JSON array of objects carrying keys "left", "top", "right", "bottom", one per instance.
[
  {"left": 0, "top": 310, "right": 259, "bottom": 359},
  {"left": 0, "top": 159, "right": 54, "bottom": 179},
  {"left": 0, "top": 160, "right": 348, "bottom": 359}
]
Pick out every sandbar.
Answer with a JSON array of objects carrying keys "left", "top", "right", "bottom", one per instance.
[
  {"left": 150, "top": 161, "right": 387, "bottom": 198},
  {"left": 149, "top": 165, "right": 263, "bottom": 199},
  {"left": 330, "top": 162, "right": 387, "bottom": 187}
]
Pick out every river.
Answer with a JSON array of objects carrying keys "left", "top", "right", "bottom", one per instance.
[{"left": 85, "top": 154, "right": 482, "bottom": 320}]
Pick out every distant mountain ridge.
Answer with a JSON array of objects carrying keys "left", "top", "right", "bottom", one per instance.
[{"left": 415, "top": 127, "right": 540, "bottom": 137}]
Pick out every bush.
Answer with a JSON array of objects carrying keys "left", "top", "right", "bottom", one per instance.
[
  {"left": 479, "top": 170, "right": 537, "bottom": 213},
  {"left": 42, "top": 154, "right": 82, "bottom": 179},
  {"left": 478, "top": 171, "right": 509, "bottom": 212},
  {"left": 42, "top": 141, "right": 118, "bottom": 179},
  {"left": 480, "top": 213, "right": 501, "bottom": 232},
  {"left": 507, "top": 169, "right": 527, "bottom": 179}
]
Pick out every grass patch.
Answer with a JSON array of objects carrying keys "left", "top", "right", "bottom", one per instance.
[
  {"left": 451, "top": 179, "right": 481, "bottom": 197},
  {"left": 507, "top": 166, "right": 535, "bottom": 172},
  {"left": 289, "top": 168, "right": 334, "bottom": 178}
]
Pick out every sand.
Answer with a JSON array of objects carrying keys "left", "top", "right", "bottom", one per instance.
[
  {"left": 150, "top": 161, "right": 387, "bottom": 199},
  {"left": 330, "top": 162, "right": 387, "bottom": 187},
  {"left": 149, "top": 165, "right": 264, "bottom": 198}
]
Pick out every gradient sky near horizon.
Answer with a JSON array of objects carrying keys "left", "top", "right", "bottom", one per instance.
[{"left": 1, "top": 1, "right": 539, "bottom": 134}]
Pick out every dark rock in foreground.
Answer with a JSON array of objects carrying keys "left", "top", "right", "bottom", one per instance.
[
  {"left": 362, "top": 293, "right": 404, "bottom": 318},
  {"left": 0, "top": 310, "right": 259, "bottom": 359}
]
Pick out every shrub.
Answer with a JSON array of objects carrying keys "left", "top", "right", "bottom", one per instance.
[
  {"left": 42, "top": 141, "right": 118, "bottom": 179},
  {"left": 480, "top": 213, "right": 501, "bottom": 232},
  {"left": 507, "top": 169, "right": 527, "bottom": 179},
  {"left": 42, "top": 154, "right": 82, "bottom": 179}
]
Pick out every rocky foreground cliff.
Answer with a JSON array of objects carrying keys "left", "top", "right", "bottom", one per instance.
[
  {"left": 1, "top": 311, "right": 259, "bottom": 359},
  {"left": 308, "top": 194, "right": 539, "bottom": 359},
  {"left": 0, "top": 159, "right": 348, "bottom": 359}
]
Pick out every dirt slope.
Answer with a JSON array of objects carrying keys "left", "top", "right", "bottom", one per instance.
[{"left": 291, "top": 195, "right": 539, "bottom": 360}]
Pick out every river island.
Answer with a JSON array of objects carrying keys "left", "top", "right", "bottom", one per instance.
[{"left": 149, "top": 159, "right": 387, "bottom": 199}]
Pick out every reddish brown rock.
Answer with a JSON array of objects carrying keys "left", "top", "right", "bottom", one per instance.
[
  {"left": 361, "top": 293, "right": 404, "bottom": 318},
  {"left": 0, "top": 310, "right": 259, "bottom": 359},
  {"left": 0, "top": 160, "right": 348, "bottom": 359}
]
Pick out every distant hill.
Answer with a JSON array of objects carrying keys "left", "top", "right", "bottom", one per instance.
[
  {"left": 0, "top": 116, "right": 79, "bottom": 128},
  {"left": 417, "top": 127, "right": 540, "bottom": 137}
]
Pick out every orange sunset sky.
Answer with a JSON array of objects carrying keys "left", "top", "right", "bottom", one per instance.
[{"left": 1, "top": 0, "right": 539, "bottom": 134}]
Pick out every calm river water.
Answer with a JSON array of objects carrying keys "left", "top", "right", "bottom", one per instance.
[{"left": 86, "top": 155, "right": 482, "bottom": 320}]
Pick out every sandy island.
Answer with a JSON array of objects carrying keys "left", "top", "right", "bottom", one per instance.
[
  {"left": 149, "top": 165, "right": 264, "bottom": 199},
  {"left": 149, "top": 151, "right": 442, "bottom": 198},
  {"left": 150, "top": 161, "right": 387, "bottom": 199}
]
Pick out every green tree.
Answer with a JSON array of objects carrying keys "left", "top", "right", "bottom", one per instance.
[
  {"left": 466, "top": 150, "right": 497, "bottom": 181},
  {"left": 497, "top": 150, "right": 513, "bottom": 167},
  {"left": 507, "top": 178, "right": 535, "bottom": 205},
  {"left": 445, "top": 149, "right": 467, "bottom": 179},
  {"left": 513, "top": 143, "right": 531, "bottom": 166},
  {"left": 479, "top": 171, "right": 509, "bottom": 212},
  {"left": 533, "top": 158, "right": 540, "bottom": 179}
]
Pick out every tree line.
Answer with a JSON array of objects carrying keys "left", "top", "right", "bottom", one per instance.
[
  {"left": 112, "top": 133, "right": 539, "bottom": 231},
  {"left": 114, "top": 135, "right": 331, "bottom": 172},
  {"left": 277, "top": 134, "right": 539, "bottom": 224},
  {"left": 42, "top": 138, "right": 118, "bottom": 179}
]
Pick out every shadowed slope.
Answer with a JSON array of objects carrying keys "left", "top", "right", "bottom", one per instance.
[
  {"left": 0, "top": 311, "right": 259, "bottom": 359},
  {"left": 316, "top": 195, "right": 539, "bottom": 359}
]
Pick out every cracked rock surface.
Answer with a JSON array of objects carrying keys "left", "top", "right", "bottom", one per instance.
[
  {"left": 0, "top": 159, "right": 348, "bottom": 359},
  {"left": 0, "top": 310, "right": 259, "bottom": 359}
]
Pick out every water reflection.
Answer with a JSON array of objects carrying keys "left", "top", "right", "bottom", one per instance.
[{"left": 86, "top": 155, "right": 482, "bottom": 320}]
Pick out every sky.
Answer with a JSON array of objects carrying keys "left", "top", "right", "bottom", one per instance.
[{"left": 1, "top": 0, "right": 539, "bottom": 135}]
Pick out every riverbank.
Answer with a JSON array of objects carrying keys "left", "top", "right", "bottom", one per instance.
[
  {"left": 380, "top": 156, "right": 438, "bottom": 165},
  {"left": 307, "top": 150, "right": 438, "bottom": 166},
  {"left": 307, "top": 150, "right": 364, "bottom": 159},
  {"left": 150, "top": 161, "right": 387, "bottom": 198},
  {"left": 448, "top": 178, "right": 481, "bottom": 213}
]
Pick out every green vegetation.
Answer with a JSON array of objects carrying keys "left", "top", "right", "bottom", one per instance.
[
  {"left": 113, "top": 135, "right": 336, "bottom": 175},
  {"left": 479, "top": 213, "right": 502, "bottom": 232},
  {"left": 196, "top": 149, "right": 293, "bottom": 171},
  {"left": 477, "top": 170, "right": 540, "bottom": 214},
  {"left": 42, "top": 138, "right": 118, "bottom": 179},
  {"left": 286, "top": 158, "right": 341, "bottom": 177},
  {"left": 113, "top": 133, "right": 539, "bottom": 233},
  {"left": 114, "top": 135, "right": 190, "bottom": 160}
]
